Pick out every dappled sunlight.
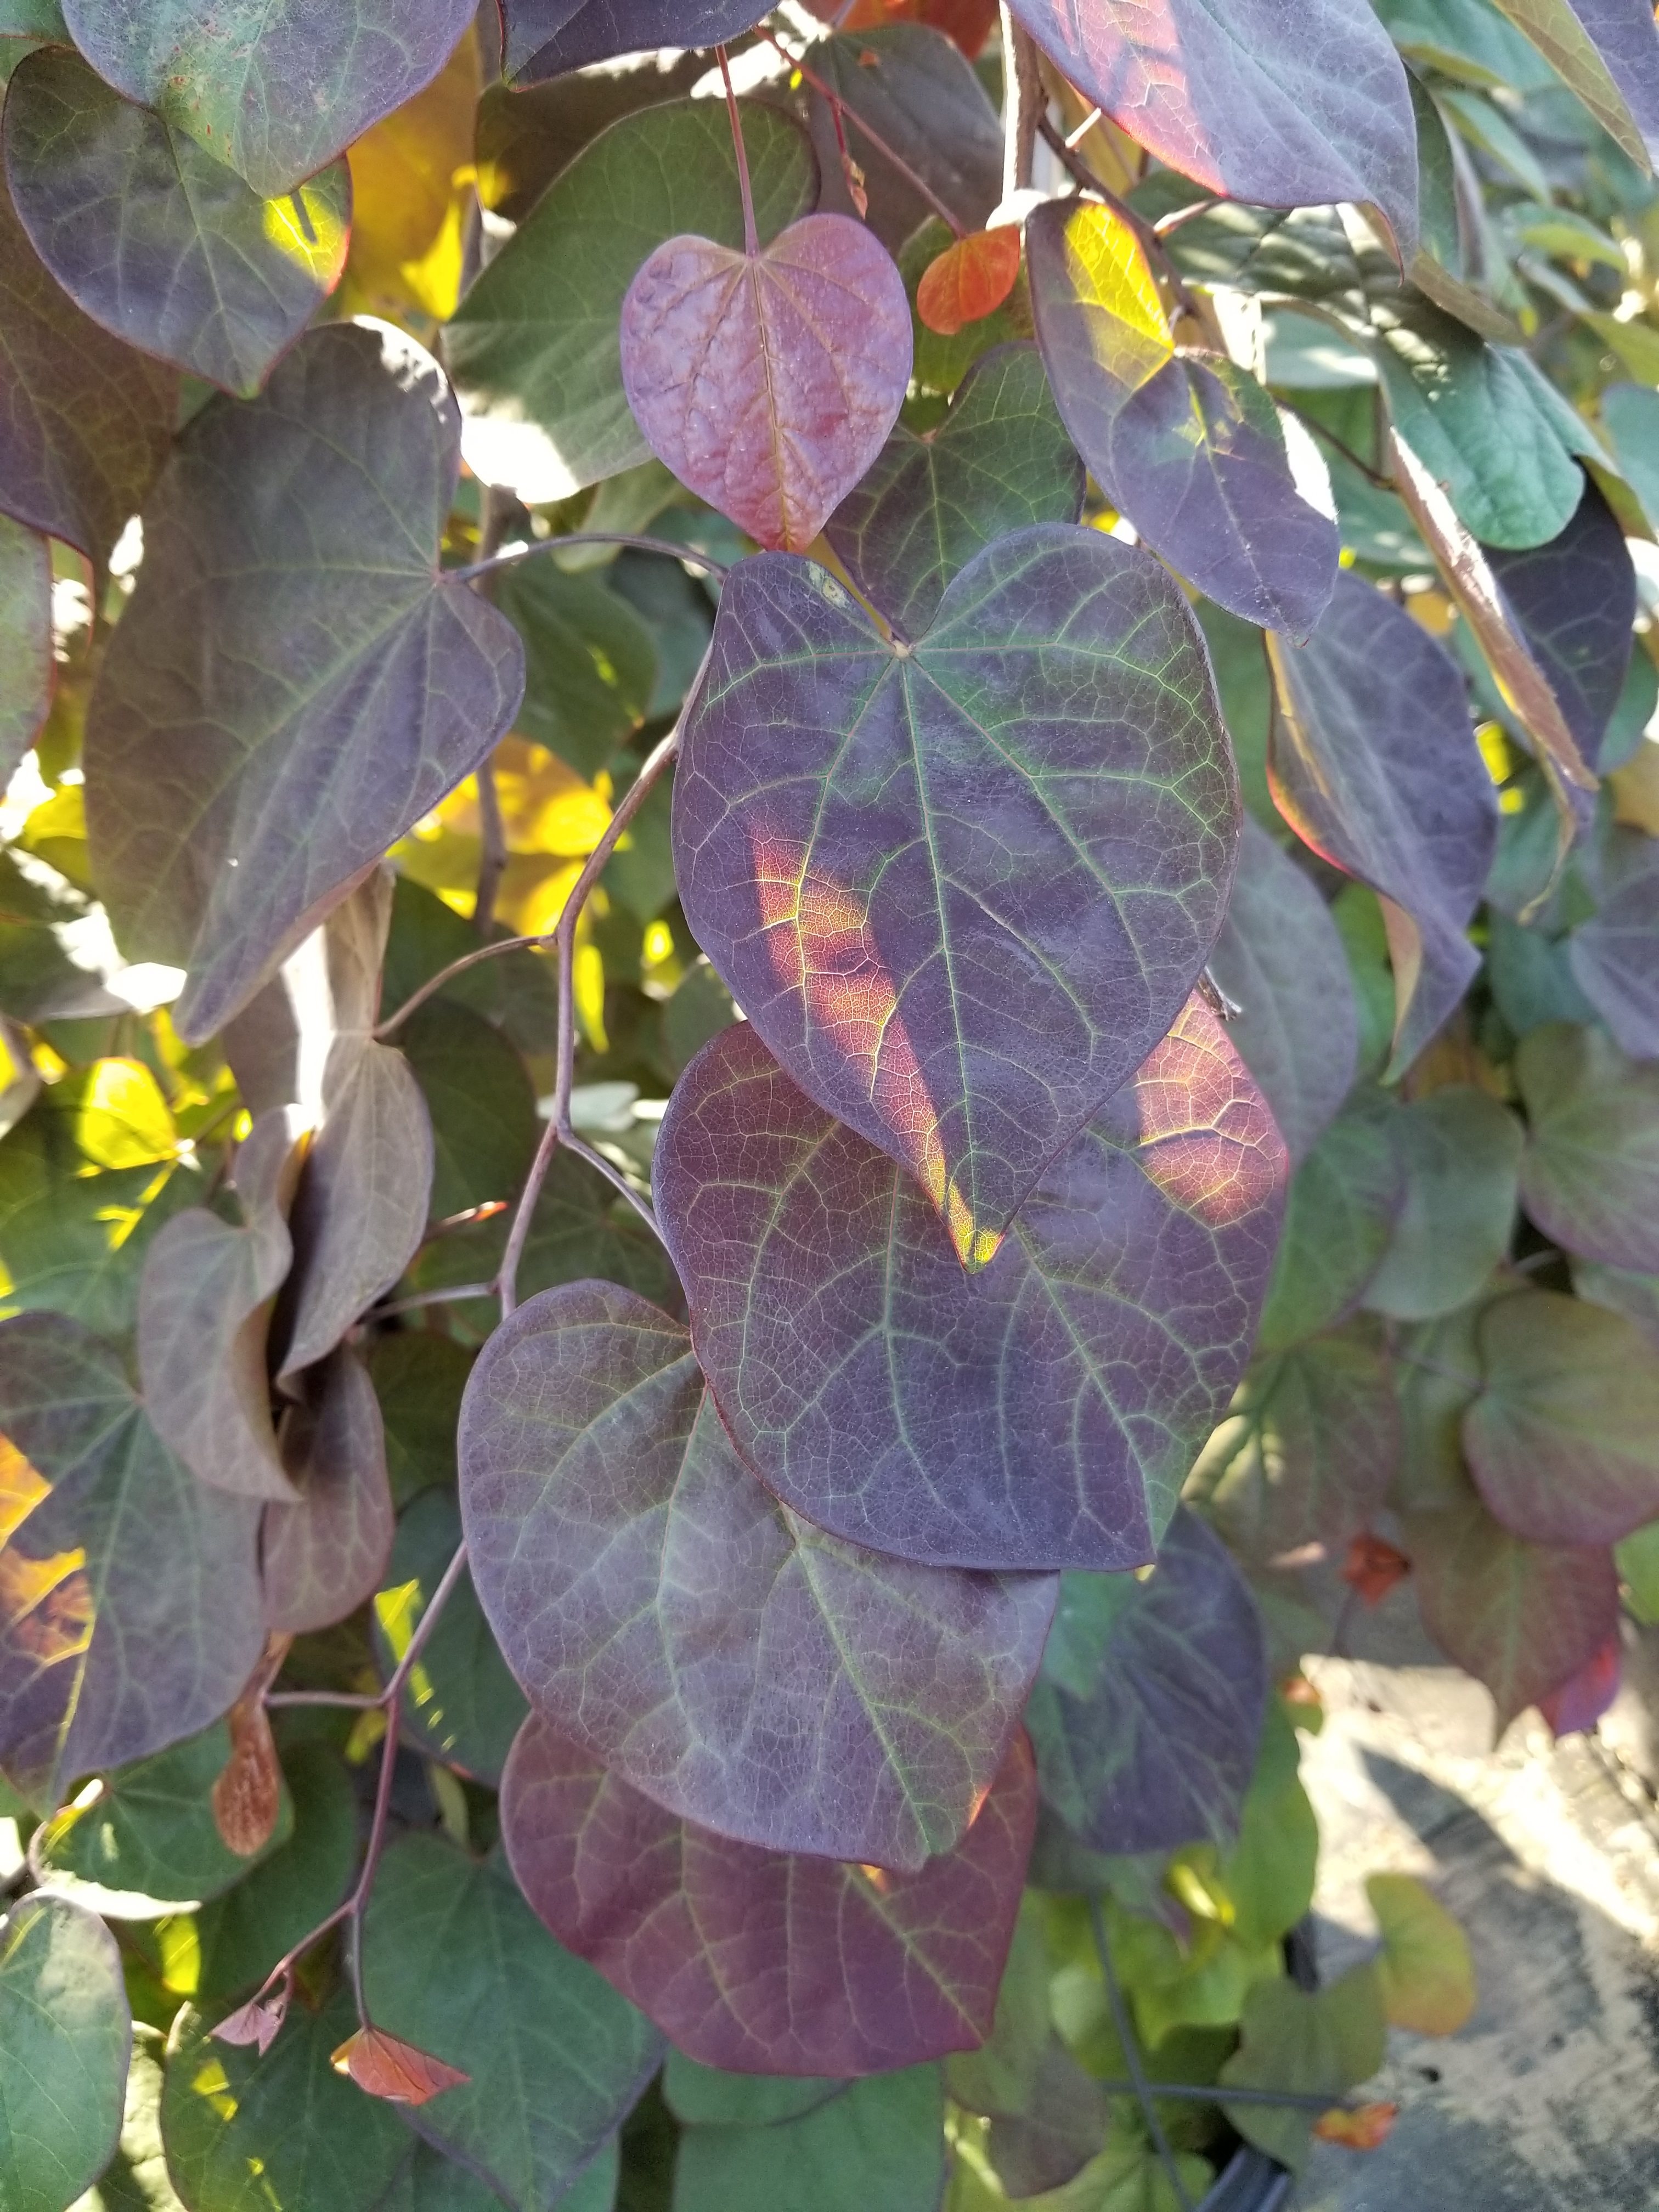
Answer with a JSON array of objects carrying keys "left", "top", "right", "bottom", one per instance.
[{"left": 1130, "top": 996, "right": 1288, "bottom": 1224}]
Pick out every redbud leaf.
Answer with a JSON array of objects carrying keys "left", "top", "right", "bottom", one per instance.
[
  {"left": 823, "top": 342, "right": 1084, "bottom": 640},
  {"left": 0, "top": 178, "right": 174, "bottom": 568},
  {"left": 0, "top": 1315, "right": 264, "bottom": 1805},
  {"left": 0, "top": 515, "right": 49, "bottom": 787},
  {"left": 1568, "top": 831, "right": 1659, "bottom": 1058},
  {"left": 1515, "top": 1022, "right": 1659, "bottom": 1273},
  {"left": 360, "top": 1834, "right": 662, "bottom": 2208},
  {"left": 501, "top": 0, "right": 765, "bottom": 82},
  {"left": 1489, "top": 0, "right": 1659, "bottom": 168},
  {"left": 1257, "top": 1102, "right": 1405, "bottom": 1350},
  {"left": 193, "top": 1742, "right": 357, "bottom": 2005},
  {"left": 810, "top": 27, "right": 1003, "bottom": 244},
  {"left": 1268, "top": 572, "right": 1499, "bottom": 1075},
  {"left": 212, "top": 1989, "right": 289, "bottom": 2058},
  {"left": 460, "top": 1280, "right": 1052, "bottom": 1869},
  {"left": 331, "top": 2026, "right": 470, "bottom": 2106},
  {"left": 376, "top": 2141, "right": 515, "bottom": 2212},
  {"left": 619, "top": 212, "right": 911, "bottom": 554},
  {"left": 1025, "top": 1509, "right": 1267, "bottom": 1855},
  {"left": 3, "top": 48, "right": 349, "bottom": 398},
  {"left": 1602, "top": 381, "right": 1659, "bottom": 532},
  {"left": 1403, "top": 1488, "right": 1620, "bottom": 1731},
  {"left": 84, "top": 323, "right": 524, "bottom": 1046},
  {"left": 502, "top": 1716, "right": 1036, "bottom": 2076},
  {"left": 1209, "top": 817, "right": 1359, "bottom": 1166},
  {"left": 1008, "top": 0, "right": 1419, "bottom": 257},
  {"left": 263, "top": 1348, "right": 395, "bottom": 1634},
  {"left": 494, "top": 558, "right": 658, "bottom": 780},
  {"left": 654, "top": 1005, "right": 1284, "bottom": 1572},
  {"left": 1367, "top": 1870, "right": 1477, "bottom": 2035},
  {"left": 917, "top": 228, "right": 1022, "bottom": 335},
  {"left": 674, "top": 526, "right": 1240, "bottom": 1261},
  {"left": 1463, "top": 1288, "right": 1659, "bottom": 1546},
  {"left": 1361, "top": 1087, "right": 1522, "bottom": 1322},
  {"left": 399, "top": 998, "right": 539, "bottom": 1223},
  {"left": 1538, "top": 1629, "right": 1622, "bottom": 1735},
  {"left": 1220, "top": 1965, "right": 1388, "bottom": 2171},
  {"left": 673, "top": 2063, "right": 945, "bottom": 2212},
  {"left": 210, "top": 1694, "right": 284, "bottom": 1860},
  {"left": 0, "top": 1893, "right": 129, "bottom": 2212},
  {"left": 59, "top": 0, "right": 476, "bottom": 199},
  {"left": 445, "top": 100, "right": 816, "bottom": 505}
]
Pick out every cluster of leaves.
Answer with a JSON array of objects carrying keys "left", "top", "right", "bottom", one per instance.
[{"left": 0, "top": 0, "right": 1655, "bottom": 2205}]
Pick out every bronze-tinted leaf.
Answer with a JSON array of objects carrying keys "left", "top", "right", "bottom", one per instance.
[
  {"left": 653, "top": 1003, "right": 1285, "bottom": 1572},
  {"left": 84, "top": 323, "right": 524, "bottom": 1044},
  {"left": 674, "top": 526, "right": 1239, "bottom": 1263},
  {"left": 459, "top": 1280, "right": 1053, "bottom": 1871},
  {"left": 620, "top": 212, "right": 912, "bottom": 552},
  {"left": 331, "top": 2025, "right": 470, "bottom": 2106},
  {"left": 263, "top": 1348, "right": 395, "bottom": 1635},
  {"left": 213, "top": 1987, "right": 289, "bottom": 2056},
  {"left": 501, "top": 1716, "right": 1036, "bottom": 2076},
  {"left": 211, "top": 1696, "right": 283, "bottom": 1858}
]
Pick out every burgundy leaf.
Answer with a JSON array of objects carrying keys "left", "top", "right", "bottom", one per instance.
[
  {"left": 653, "top": 1000, "right": 1285, "bottom": 1573},
  {"left": 263, "top": 1348, "right": 396, "bottom": 1636},
  {"left": 211, "top": 1695, "right": 283, "bottom": 1858},
  {"left": 1493, "top": 0, "right": 1659, "bottom": 162},
  {"left": 501, "top": 1716, "right": 1036, "bottom": 2076},
  {"left": 1537, "top": 1632, "right": 1622, "bottom": 1739},
  {"left": 212, "top": 1986, "right": 289, "bottom": 2057},
  {"left": 1268, "top": 571, "right": 1498, "bottom": 1075},
  {"left": 331, "top": 2025, "right": 470, "bottom": 2106},
  {"left": 1008, "top": 0, "right": 1419, "bottom": 258},
  {"left": 673, "top": 525, "right": 1239, "bottom": 1263},
  {"left": 620, "top": 213, "right": 911, "bottom": 552},
  {"left": 502, "top": 0, "right": 764, "bottom": 81},
  {"left": 1516, "top": 1022, "right": 1659, "bottom": 1274},
  {"left": 459, "top": 1281, "right": 1053, "bottom": 1871}
]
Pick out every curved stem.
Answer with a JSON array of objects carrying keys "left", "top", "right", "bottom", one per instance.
[
  {"left": 454, "top": 532, "right": 729, "bottom": 585},
  {"left": 718, "top": 46, "right": 760, "bottom": 258},
  {"left": 373, "top": 1280, "right": 499, "bottom": 1319},
  {"left": 375, "top": 933, "right": 552, "bottom": 1040},
  {"left": 564, "top": 1130, "right": 668, "bottom": 1247}
]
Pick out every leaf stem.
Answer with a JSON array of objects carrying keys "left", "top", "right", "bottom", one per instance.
[
  {"left": 758, "top": 25, "right": 968, "bottom": 239},
  {"left": 371, "top": 1280, "right": 500, "bottom": 1319},
  {"left": 453, "top": 532, "right": 729, "bottom": 585},
  {"left": 1000, "top": 5, "right": 1044, "bottom": 202},
  {"left": 1089, "top": 1895, "right": 1199, "bottom": 2212},
  {"left": 375, "top": 934, "right": 552, "bottom": 1040},
  {"left": 718, "top": 46, "right": 760, "bottom": 258}
]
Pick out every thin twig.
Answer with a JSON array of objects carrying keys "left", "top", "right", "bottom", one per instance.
[
  {"left": 1091, "top": 2078, "right": 1362, "bottom": 2115},
  {"left": 758, "top": 24, "right": 967, "bottom": 239},
  {"left": 454, "top": 532, "right": 729, "bottom": 585},
  {"left": 266, "top": 1690, "right": 380, "bottom": 1710},
  {"left": 718, "top": 46, "right": 759, "bottom": 258},
  {"left": 375, "top": 933, "right": 552, "bottom": 1040},
  {"left": 372, "top": 1280, "right": 499, "bottom": 1319},
  {"left": 564, "top": 1130, "right": 665, "bottom": 1243},
  {"left": 1000, "top": 5, "right": 1044, "bottom": 201},
  {"left": 1277, "top": 393, "right": 1394, "bottom": 490},
  {"left": 1090, "top": 1897, "right": 1199, "bottom": 2212}
]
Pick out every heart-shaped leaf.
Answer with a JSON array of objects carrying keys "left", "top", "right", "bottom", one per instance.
[
  {"left": 263, "top": 1348, "right": 394, "bottom": 1634},
  {"left": 823, "top": 342, "right": 1084, "bottom": 640},
  {"left": 1208, "top": 817, "right": 1359, "bottom": 1166},
  {"left": 84, "top": 322, "right": 524, "bottom": 1045},
  {"left": 137, "top": 1109, "right": 302, "bottom": 1503},
  {"left": 502, "top": 1715, "right": 1036, "bottom": 2076},
  {"left": 1256, "top": 1103, "right": 1405, "bottom": 1349},
  {"left": 1516, "top": 1022, "right": 1659, "bottom": 1272},
  {"left": 501, "top": 0, "right": 765, "bottom": 81},
  {"left": 60, "top": 0, "right": 477, "bottom": 198},
  {"left": 1025, "top": 1509, "right": 1267, "bottom": 1856},
  {"left": 1362, "top": 1087, "right": 1521, "bottom": 1322},
  {"left": 4, "top": 48, "right": 350, "bottom": 397},
  {"left": 1602, "top": 381, "right": 1659, "bottom": 530},
  {"left": 445, "top": 99, "right": 816, "bottom": 504},
  {"left": 331, "top": 2026, "right": 470, "bottom": 2106},
  {"left": 1220, "top": 1966, "right": 1388, "bottom": 2172},
  {"left": 654, "top": 1002, "right": 1285, "bottom": 1572},
  {"left": 917, "top": 227, "right": 1023, "bottom": 334},
  {"left": 360, "top": 1834, "right": 663, "bottom": 2210},
  {"left": 0, "top": 178, "right": 175, "bottom": 567},
  {"left": 1268, "top": 571, "right": 1498, "bottom": 1075},
  {"left": 1008, "top": 0, "right": 1419, "bottom": 258},
  {"left": 0, "top": 1314, "right": 265, "bottom": 1805},
  {"left": 1569, "top": 829, "right": 1659, "bottom": 1058},
  {"left": 620, "top": 212, "right": 912, "bottom": 552},
  {"left": 0, "top": 1893, "right": 129, "bottom": 2211},
  {"left": 674, "top": 524, "right": 1239, "bottom": 1261},
  {"left": 1366, "top": 1871, "right": 1477, "bottom": 2035},
  {"left": 1464, "top": 1288, "right": 1659, "bottom": 1545},
  {"left": 0, "top": 514, "right": 49, "bottom": 787},
  {"left": 459, "top": 1280, "right": 1053, "bottom": 1870},
  {"left": 1028, "top": 202, "right": 1338, "bottom": 634}
]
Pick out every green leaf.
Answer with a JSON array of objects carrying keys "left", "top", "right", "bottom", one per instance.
[
  {"left": 672, "top": 2066, "right": 945, "bottom": 2212},
  {"left": 368, "top": 1333, "right": 473, "bottom": 1506},
  {"left": 0, "top": 1314, "right": 264, "bottom": 1806},
  {"left": 1516, "top": 1022, "right": 1659, "bottom": 1273},
  {"left": 1601, "top": 383, "right": 1659, "bottom": 535},
  {"left": 69, "top": 2021, "right": 186, "bottom": 2212},
  {"left": 399, "top": 998, "right": 539, "bottom": 1222},
  {"left": 361, "top": 1834, "right": 661, "bottom": 2212},
  {"left": 1220, "top": 1965, "right": 1387, "bottom": 2169},
  {"left": 1257, "top": 1102, "right": 1406, "bottom": 1348},
  {"left": 84, "top": 322, "right": 524, "bottom": 1045},
  {"left": 190, "top": 1741, "right": 357, "bottom": 2006},
  {"left": 0, "top": 1893, "right": 129, "bottom": 2212},
  {"left": 0, "top": 512, "right": 49, "bottom": 786},
  {"left": 370, "top": 2141, "right": 509, "bottom": 2212},
  {"left": 1487, "top": 0, "right": 1655, "bottom": 170},
  {"left": 1362, "top": 1087, "right": 1522, "bottom": 1321},
  {"left": 944, "top": 1899, "right": 1052, "bottom": 2118},
  {"left": 445, "top": 99, "right": 816, "bottom": 503},
  {"left": 371, "top": 1485, "right": 527, "bottom": 1786},
  {"left": 1224, "top": 1702, "right": 1319, "bottom": 1950},
  {"left": 662, "top": 2056, "right": 842, "bottom": 2128},
  {"left": 161, "top": 1990, "right": 409, "bottom": 2212},
  {"left": 30, "top": 1718, "right": 293, "bottom": 1917},
  {"left": 494, "top": 562, "right": 658, "bottom": 781},
  {"left": 4, "top": 48, "right": 350, "bottom": 398},
  {"left": 1367, "top": 1870, "right": 1477, "bottom": 2034},
  {"left": 1616, "top": 1516, "right": 1659, "bottom": 1623}
]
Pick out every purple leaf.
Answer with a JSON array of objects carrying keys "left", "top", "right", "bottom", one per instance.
[
  {"left": 1208, "top": 817, "right": 1359, "bottom": 1166},
  {"left": 1268, "top": 571, "right": 1498, "bottom": 1076},
  {"left": 3, "top": 48, "right": 349, "bottom": 398},
  {"left": 1516, "top": 1022, "right": 1659, "bottom": 1273},
  {"left": 60, "top": 0, "right": 476, "bottom": 199},
  {"left": 808, "top": 26, "right": 1005, "bottom": 246},
  {"left": 0, "top": 178, "right": 174, "bottom": 568},
  {"left": 1025, "top": 1510, "right": 1268, "bottom": 1855},
  {"left": 136, "top": 1109, "right": 303, "bottom": 1504},
  {"left": 501, "top": 1716, "right": 1036, "bottom": 2075},
  {"left": 673, "top": 525, "right": 1239, "bottom": 1262},
  {"left": 0, "top": 514, "right": 50, "bottom": 787},
  {"left": 0, "top": 1313, "right": 264, "bottom": 1804},
  {"left": 1008, "top": 0, "right": 1419, "bottom": 258},
  {"left": 83, "top": 323, "right": 524, "bottom": 1046},
  {"left": 620, "top": 213, "right": 912, "bottom": 553},
  {"left": 1464, "top": 1288, "right": 1659, "bottom": 1547},
  {"left": 1568, "top": 828, "right": 1659, "bottom": 1059},
  {"left": 263, "top": 1349, "right": 395, "bottom": 1635},
  {"left": 823, "top": 343, "right": 1085, "bottom": 641},
  {"left": 986, "top": 2039, "right": 1109, "bottom": 2198},
  {"left": 501, "top": 0, "right": 763, "bottom": 81},
  {"left": 653, "top": 1001, "right": 1286, "bottom": 1572},
  {"left": 459, "top": 1281, "right": 1052, "bottom": 1871}
]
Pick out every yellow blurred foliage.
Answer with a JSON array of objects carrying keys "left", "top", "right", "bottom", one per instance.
[{"left": 343, "top": 26, "right": 480, "bottom": 324}]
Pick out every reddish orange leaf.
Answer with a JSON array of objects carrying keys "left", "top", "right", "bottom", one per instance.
[
  {"left": 213, "top": 1987, "right": 289, "bottom": 2056},
  {"left": 831, "top": 0, "right": 1000, "bottom": 57},
  {"left": 916, "top": 227, "right": 1022, "bottom": 336},
  {"left": 211, "top": 1695, "right": 283, "bottom": 1857},
  {"left": 1314, "top": 2102, "right": 1399, "bottom": 2150},
  {"left": 331, "top": 2026, "right": 470, "bottom": 2105},
  {"left": 1341, "top": 1532, "right": 1411, "bottom": 1608}
]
